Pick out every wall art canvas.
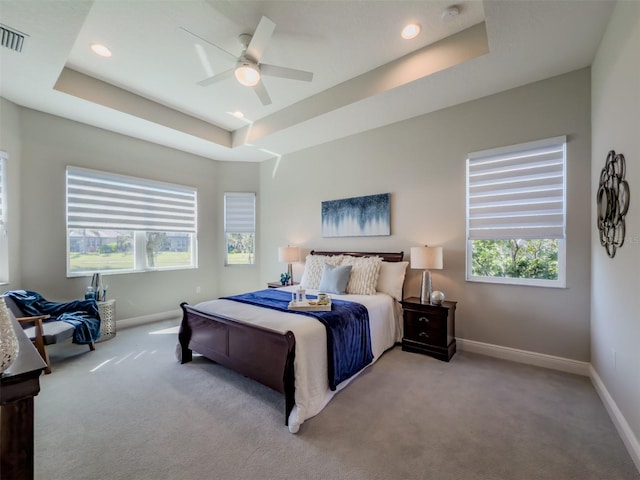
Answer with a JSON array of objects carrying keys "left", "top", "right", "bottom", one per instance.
[{"left": 322, "top": 193, "right": 390, "bottom": 237}]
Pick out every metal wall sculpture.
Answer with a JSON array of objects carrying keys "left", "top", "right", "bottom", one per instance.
[{"left": 597, "top": 150, "right": 630, "bottom": 258}]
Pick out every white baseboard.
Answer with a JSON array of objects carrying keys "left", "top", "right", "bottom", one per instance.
[
  {"left": 457, "top": 338, "right": 639, "bottom": 474},
  {"left": 116, "top": 309, "right": 181, "bottom": 329},
  {"left": 456, "top": 338, "right": 590, "bottom": 376},
  {"left": 589, "top": 366, "right": 640, "bottom": 473}
]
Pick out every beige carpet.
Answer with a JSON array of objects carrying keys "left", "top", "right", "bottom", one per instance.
[{"left": 34, "top": 318, "right": 639, "bottom": 480}]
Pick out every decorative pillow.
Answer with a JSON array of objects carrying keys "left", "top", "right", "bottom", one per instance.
[
  {"left": 318, "top": 264, "right": 352, "bottom": 295},
  {"left": 341, "top": 255, "right": 383, "bottom": 295},
  {"left": 299, "top": 255, "right": 343, "bottom": 290},
  {"left": 376, "top": 261, "right": 409, "bottom": 301}
]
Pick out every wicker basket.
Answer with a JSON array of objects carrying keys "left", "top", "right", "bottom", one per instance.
[{"left": 97, "top": 300, "right": 116, "bottom": 342}]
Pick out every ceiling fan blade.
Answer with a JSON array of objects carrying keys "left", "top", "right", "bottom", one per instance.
[
  {"left": 197, "top": 68, "right": 234, "bottom": 87},
  {"left": 253, "top": 79, "right": 272, "bottom": 106},
  {"left": 177, "top": 26, "right": 236, "bottom": 59},
  {"left": 260, "top": 64, "right": 313, "bottom": 82},
  {"left": 246, "top": 16, "right": 275, "bottom": 62}
]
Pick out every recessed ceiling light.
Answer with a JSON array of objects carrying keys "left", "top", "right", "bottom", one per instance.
[
  {"left": 401, "top": 23, "right": 421, "bottom": 40},
  {"left": 91, "top": 43, "right": 112, "bottom": 57},
  {"left": 231, "top": 111, "right": 244, "bottom": 119}
]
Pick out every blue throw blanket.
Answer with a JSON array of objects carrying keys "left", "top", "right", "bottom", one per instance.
[
  {"left": 221, "top": 289, "right": 373, "bottom": 390},
  {"left": 5, "top": 290, "right": 101, "bottom": 344}
]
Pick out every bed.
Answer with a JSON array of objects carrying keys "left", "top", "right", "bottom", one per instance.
[{"left": 178, "top": 250, "right": 407, "bottom": 433}]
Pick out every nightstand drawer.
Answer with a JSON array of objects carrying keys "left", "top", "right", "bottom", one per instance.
[
  {"left": 404, "top": 322, "right": 446, "bottom": 346},
  {"left": 404, "top": 310, "right": 444, "bottom": 332}
]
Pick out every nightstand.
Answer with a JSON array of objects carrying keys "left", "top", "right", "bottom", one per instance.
[{"left": 401, "top": 297, "right": 457, "bottom": 361}]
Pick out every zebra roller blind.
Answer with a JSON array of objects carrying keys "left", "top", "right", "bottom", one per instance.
[
  {"left": 66, "top": 166, "right": 197, "bottom": 232},
  {"left": 224, "top": 192, "right": 256, "bottom": 234},
  {"left": 467, "top": 136, "right": 566, "bottom": 241}
]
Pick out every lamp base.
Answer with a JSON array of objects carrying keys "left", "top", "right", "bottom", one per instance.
[{"left": 420, "top": 270, "right": 433, "bottom": 303}]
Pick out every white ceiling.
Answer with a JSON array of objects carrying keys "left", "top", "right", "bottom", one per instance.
[{"left": 0, "top": 0, "right": 614, "bottom": 162}]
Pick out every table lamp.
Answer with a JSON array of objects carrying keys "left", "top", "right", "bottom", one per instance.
[
  {"left": 278, "top": 246, "right": 300, "bottom": 285},
  {"left": 410, "top": 246, "right": 443, "bottom": 303}
]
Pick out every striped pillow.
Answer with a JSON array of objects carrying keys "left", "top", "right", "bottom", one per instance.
[
  {"left": 299, "top": 255, "right": 344, "bottom": 290},
  {"left": 341, "top": 255, "right": 383, "bottom": 295}
]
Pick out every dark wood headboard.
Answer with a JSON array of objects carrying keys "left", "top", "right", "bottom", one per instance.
[{"left": 309, "top": 250, "right": 404, "bottom": 263}]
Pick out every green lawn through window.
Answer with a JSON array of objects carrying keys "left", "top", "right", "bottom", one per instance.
[{"left": 69, "top": 252, "right": 191, "bottom": 272}]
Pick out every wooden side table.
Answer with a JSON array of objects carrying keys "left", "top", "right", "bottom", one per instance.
[
  {"left": 401, "top": 297, "right": 457, "bottom": 361},
  {"left": 1, "top": 313, "right": 47, "bottom": 480},
  {"left": 97, "top": 300, "right": 116, "bottom": 342}
]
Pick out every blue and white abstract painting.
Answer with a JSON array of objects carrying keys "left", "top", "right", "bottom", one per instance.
[{"left": 322, "top": 193, "right": 390, "bottom": 237}]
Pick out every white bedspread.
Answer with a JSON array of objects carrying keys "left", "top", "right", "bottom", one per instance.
[{"left": 194, "top": 285, "right": 400, "bottom": 433}]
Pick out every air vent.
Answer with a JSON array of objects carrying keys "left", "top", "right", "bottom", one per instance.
[{"left": 0, "top": 23, "right": 28, "bottom": 53}]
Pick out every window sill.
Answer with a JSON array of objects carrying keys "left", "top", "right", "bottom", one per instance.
[{"left": 466, "top": 276, "right": 566, "bottom": 289}]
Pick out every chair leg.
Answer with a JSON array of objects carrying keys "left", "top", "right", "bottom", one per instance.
[
  {"left": 32, "top": 322, "right": 52, "bottom": 375},
  {"left": 16, "top": 315, "right": 52, "bottom": 374},
  {"left": 88, "top": 341, "right": 96, "bottom": 351}
]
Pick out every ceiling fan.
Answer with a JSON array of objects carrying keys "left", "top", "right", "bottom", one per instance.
[{"left": 181, "top": 16, "right": 313, "bottom": 106}]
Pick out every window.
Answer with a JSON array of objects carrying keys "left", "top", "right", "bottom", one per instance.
[
  {"left": 0, "top": 152, "right": 8, "bottom": 283},
  {"left": 224, "top": 192, "right": 255, "bottom": 266},
  {"left": 466, "top": 136, "right": 566, "bottom": 287},
  {"left": 66, "top": 167, "right": 197, "bottom": 276}
]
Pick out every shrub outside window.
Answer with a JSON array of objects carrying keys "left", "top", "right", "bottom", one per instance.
[
  {"left": 466, "top": 136, "right": 566, "bottom": 288},
  {"left": 66, "top": 167, "right": 197, "bottom": 276}
]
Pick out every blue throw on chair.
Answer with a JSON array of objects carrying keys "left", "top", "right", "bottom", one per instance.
[
  {"left": 4, "top": 290, "right": 101, "bottom": 344},
  {"left": 3, "top": 290, "right": 101, "bottom": 374}
]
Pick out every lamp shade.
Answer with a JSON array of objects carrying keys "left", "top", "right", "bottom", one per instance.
[
  {"left": 410, "top": 246, "right": 443, "bottom": 270},
  {"left": 278, "top": 246, "right": 300, "bottom": 263}
]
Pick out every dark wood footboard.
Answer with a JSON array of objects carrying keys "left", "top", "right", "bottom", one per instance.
[{"left": 178, "top": 303, "right": 296, "bottom": 426}]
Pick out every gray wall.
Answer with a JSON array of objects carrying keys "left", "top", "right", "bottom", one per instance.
[
  {"left": 260, "top": 68, "right": 592, "bottom": 362},
  {"left": 591, "top": 0, "right": 640, "bottom": 460},
  {"left": 0, "top": 98, "right": 23, "bottom": 288},
  {"left": 0, "top": 103, "right": 260, "bottom": 320}
]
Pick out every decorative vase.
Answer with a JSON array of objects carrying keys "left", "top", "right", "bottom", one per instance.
[
  {"left": 430, "top": 291, "right": 445, "bottom": 306},
  {"left": 0, "top": 296, "right": 20, "bottom": 374}
]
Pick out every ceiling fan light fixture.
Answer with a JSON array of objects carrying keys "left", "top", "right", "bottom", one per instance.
[
  {"left": 235, "top": 61, "right": 260, "bottom": 86},
  {"left": 401, "top": 23, "right": 421, "bottom": 40}
]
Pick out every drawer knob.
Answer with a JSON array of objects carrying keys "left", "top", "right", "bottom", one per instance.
[
  {"left": 418, "top": 316, "right": 429, "bottom": 323},
  {"left": 419, "top": 332, "right": 430, "bottom": 338}
]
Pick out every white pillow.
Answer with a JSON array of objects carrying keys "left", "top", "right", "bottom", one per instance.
[
  {"left": 341, "top": 255, "right": 383, "bottom": 295},
  {"left": 376, "top": 261, "right": 409, "bottom": 301},
  {"left": 299, "top": 254, "right": 343, "bottom": 290}
]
